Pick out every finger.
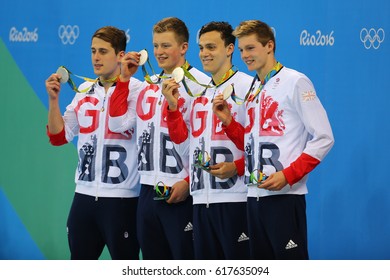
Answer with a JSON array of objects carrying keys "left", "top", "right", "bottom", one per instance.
[
  {"left": 214, "top": 94, "right": 223, "bottom": 101},
  {"left": 212, "top": 98, "right": 222, "bottom": 105},
  {"left": 164, "top": 84, "right": 175, "bottom": 94},
  {"left": 163, "top": 80, "right": 174, "bottom": 88},
  {"left": 127, "top": 58, "right": 140, "bottom": 67},
  {"left": 47, "top": 75, "right": 58, "bottom": 83},
  {"left": 257, "top": 182, "right": 268, "bottom": 189},
  {"left": 208, "top": 163, "right": 222, "bottom": 170},
  {"left": 127, "top": 52, "right": 140, "bottom": 60},
  {"left": 166, "top": 192, "right": 178, "bottom": 204},
  {"left": 208, "top": 168, "right": 218, "bottom": 175},
  {"left": 124, "top": 53, "right": 140, "bottom": 65}
]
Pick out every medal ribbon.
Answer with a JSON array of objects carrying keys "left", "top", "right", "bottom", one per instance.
[
  {"left": 184, "top": 67, "right": 238, "bottom": 98},
  {"left": 141, "top": 50, "right": 170, "bottom": 84},
  {"left": 228, "top": 83, "right": 245, "bottom": 105},
  {"left": 244, "top": 62, "right": 283, "bottom": 103},
  {"left": 58, "top": 66, "right": 118, "bottom": 93},
  {"left": 214, "top": 67, "right": 237, "bottom": 87},
  {"left": 176, "top": 61, "right": 206, "bottom": 97}
]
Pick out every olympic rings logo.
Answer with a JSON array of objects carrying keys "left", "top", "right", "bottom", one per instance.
[
  {"left": 58, "top": 25, "right": 80, "bottom": 45},
  {"left": 360, "top": 28, "right": 385, "bottom": 49}
]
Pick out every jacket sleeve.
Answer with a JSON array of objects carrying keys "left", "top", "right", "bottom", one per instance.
[
  {"left": 166, "top": 108, "right": 189, "bottom": 144},
  {"left": 283, "top": 75, "right": 334, "bottom": 186},
  {"left": 282, "top": 153, "right": 320, "bottom": 186},
  {"left": 222, "top": 118, "right": 245, "bottom": 151},
  {"left": 234, "top": 156, "right": 245, "bottom": 176},
  {"left": 46, "top": 126, "right": 68, "bottom": 146},
  {"left": 108, "top": 78, "right": 139, "bottom": 133},
  {"left": 109, "top": 78, "right": 129, "bottom": 117}
]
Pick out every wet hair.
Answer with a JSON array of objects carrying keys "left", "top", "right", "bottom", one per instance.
[
  {"left": 92, "top": 26, "right": 126, "bottom": 54},
  {"left": 153, "top": 17, "right": 189, "bottom": 44},
  {"left": 233, "top": 20, "right": 276, "bottom": 53}
]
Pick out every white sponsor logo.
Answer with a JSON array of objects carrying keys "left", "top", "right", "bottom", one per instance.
[
  {"left": 237, "top": 232, "right": 250, "bottom": 242},
  {"left": 58, "top": 25, "right": 79, "bottom": 45},
  {"left": 360, "top": 28, "right": 385, "bottom": 49},
  {"left": 184, "top": 222, "right": 193, "bottom": 232},
  {"left": 300, "top": 30, "right": 335, "bottom": 46},
  {"left": 9, "top": 27, "right": 38, "bottom": 42},
  {"left": 285, "top": 239, "right": 298, "bottom": 250}
]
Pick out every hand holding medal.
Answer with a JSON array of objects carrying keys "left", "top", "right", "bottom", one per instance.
[
  {"left": 161, "top": 67, "right": 184, "bottom": 110},
  {"left": 172, "top": 67, "right": 185, "bottom": 83},
  {"left": 56, "top": 66, "right": 69, "bottom": 84},
  {"left": 117, "top": 50, "right": 148, "bottom": 81},
  {"left": 138, "top": 49, "right": 148, "bottom": 66},
  {"left": 139, "top": 49, "right": 171, "bottom": 84},
  {"left": 55, "top": 66, "right": 111, "bottom": 93},
  {"left": 55, "top": 66, "right": 94, "bottom": 93},
  {"left": 211, "top": 89, "right": 234, "bottom": 127}
]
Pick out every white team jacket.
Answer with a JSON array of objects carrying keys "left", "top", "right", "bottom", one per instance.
[
  {"left": 135, "top": 66, "right": 209, "bottom": 187},
  {"left": 63, "top": 78, "right": 142, "bottom": 198},
  {"left": 187, "top": 71, "right": 253, "bottom": 204},
  {"left": 244, "top": 67, "right": 334, "bottom": 198}
]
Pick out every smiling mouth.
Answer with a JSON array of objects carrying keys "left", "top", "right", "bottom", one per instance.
[{"left": 157, "top": 57, "right": 168, "bottom": 62}]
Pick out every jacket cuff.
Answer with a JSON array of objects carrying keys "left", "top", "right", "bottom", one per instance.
[
  {"left": 46, "top": 125, "right": 67, "bottom": 146},
  {"left": 166, "top": 108, "right": 182, "bottom": 121},
  {"left": 282, "top": 153, "right": 320, "bottom": 186},
  {"left": 234, "top": 157, "right": 245, "bottom": 177}
]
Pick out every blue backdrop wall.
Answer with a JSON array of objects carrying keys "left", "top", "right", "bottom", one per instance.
[{"left": 0, "top": 0, "right": 389, "bottom": 259}]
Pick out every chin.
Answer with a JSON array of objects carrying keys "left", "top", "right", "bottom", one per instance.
[
  {"left": 246, "top": 64, "right": 256, "bottom": 72},
  {"left": 159, "top": 63, "right": 171, "bottom": 72},
  {"left": 202, "top": 65, "right": 212, "bottom": 73},
  {"left": 93, "top": 69, "right": 101, "bottom": 76}
]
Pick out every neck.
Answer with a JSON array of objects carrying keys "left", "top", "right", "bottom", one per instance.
[
  {"left": 257, "top": 58, "right": 277, "bottom": 82},
  {"left": 212, "top": 63, "right": 233, "bottom": 85},
  {"left": 164, "top": 58, "right": 186, "bottom": 74},
  {"left": 99, "top": 74, "right": 119, "bottom": 91},
  {"left": 100, "top": 68, "right": 120, "bottom": 82}
]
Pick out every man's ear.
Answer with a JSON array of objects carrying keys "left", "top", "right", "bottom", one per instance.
[
  {"left": 226, "top": 43, "right": 234, "bottom": 57},
  {"left": 181, "top": 42, "right": 189, "bottom": 56}
]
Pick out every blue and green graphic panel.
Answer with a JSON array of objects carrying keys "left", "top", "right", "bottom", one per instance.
[{"left": 0, "top": 38, "right": 75, "bottom": 259}]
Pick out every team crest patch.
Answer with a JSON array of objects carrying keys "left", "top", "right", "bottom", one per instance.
[
  {"left": 302, "top": 90, "right": 316, "bottom": 101},
  {"left": 260, "top": 94, "right": 285, "bottom": 136}
]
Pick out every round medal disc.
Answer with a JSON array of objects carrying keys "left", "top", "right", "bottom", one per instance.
[
  {"left": 222, "top": 84, "right": 233, "bottom": 100},
  {"left": 172, "top": 67, "right": 184, "bottom": 83},
  {"left": 56, "top": 67, "right": 69, "bottom": 84},
  {"left": 138, "top": 49, "right": 148, "bottom": 66}
]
